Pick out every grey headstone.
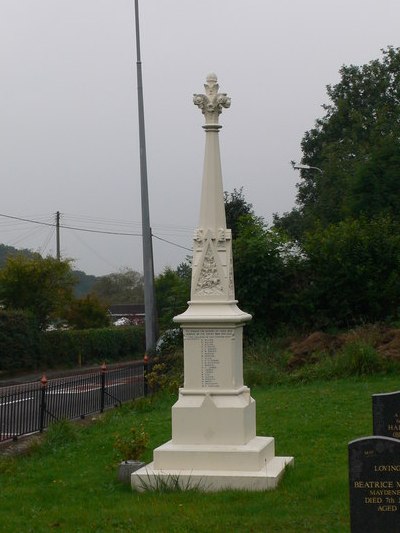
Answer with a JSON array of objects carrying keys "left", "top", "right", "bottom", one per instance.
[
  {"left": 349, "top": 436, "right": 400, "bottom": 532},
  {"left": 372, "top": 391, "right": 400, "bottom": 439}
]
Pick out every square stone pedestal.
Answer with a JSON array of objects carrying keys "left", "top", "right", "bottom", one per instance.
[
  {"left": 131, "top": 436, "right": 293, "bottom": 491},
  {"left": 131, "top": 384, "right": 293, "bottom": 492}
]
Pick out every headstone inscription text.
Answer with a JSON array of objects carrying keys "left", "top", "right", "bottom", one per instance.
[
  {"left": 349, "top": 436, "right": 400, "bottom": 532},
  {"left": 373, "top": 391, "right": 400, "bottom": 440},
  {"left": 184, "top": 329, "right": 234, "bottom": 388}
]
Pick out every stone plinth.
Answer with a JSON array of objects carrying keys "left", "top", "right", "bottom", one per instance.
[{"left": 132, "top": 439, "right": 292, "bottom": 491}]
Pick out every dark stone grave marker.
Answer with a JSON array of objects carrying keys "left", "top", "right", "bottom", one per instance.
[
  {"left": 349, "top": 436, "right": 400, "bottom": 532},
  {"left": 372, "top": 391, "right": 400, "bottom": 440}
]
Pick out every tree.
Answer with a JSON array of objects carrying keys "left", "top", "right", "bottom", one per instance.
[
  {"left": 224, "top": 187, "right": 254, "bottom": 239},
  {"left": 302, "top": 216, "right": 400, "bottom": 326},
  {"left": 92, "top": 269, "right": 144, "bottom": 304},
  {"left": 347, "top": 136, "right": 400, "bottom": 219},
  {"left": 66, "top": 294, "right": 110, "bottom": 330},
  {"left": 275, "top": 47, "right": 400, "bottom": 238},
  {"left": 233, "top": 215, "right": 302, "bottom": 334},
  {"left": 155, "top": 266, "right": 190, "bottom": 331},
  {"left": 0, "top": 309, "right": 40, "bottom": 371},
  {"left": 0, "top": 255, "right": 75, "bottom": 329}
]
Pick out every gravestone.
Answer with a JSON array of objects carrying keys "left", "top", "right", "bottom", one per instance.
[
  {"left": 348, "top": 436, "right": 400, "bottom": 532},
  {"left": 372, "top": 391, "right": 400, "bottom": 439}
]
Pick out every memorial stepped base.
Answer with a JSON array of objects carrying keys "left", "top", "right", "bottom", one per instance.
[{"left": 131, "top": 437, "right": 293, "bottom": 492}]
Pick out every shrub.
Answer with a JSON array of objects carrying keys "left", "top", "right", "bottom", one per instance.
[
  {"left": 113, "top": 424, "right": 149, "bottom": 461},
  {"left": 0, "top": 310, "right": 40, "bottom": 372},
  {"left": 332, "top": 341, "right": 383, "bottom": 376}
]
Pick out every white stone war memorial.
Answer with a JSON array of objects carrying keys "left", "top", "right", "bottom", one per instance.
[{"left": 131, "top": 74, "right": 293, "bottom": 491}]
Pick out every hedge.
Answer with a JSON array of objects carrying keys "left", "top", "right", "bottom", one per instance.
[
  {"left": 39, "top": 326, "right": 145, "bottom": 369},
  {"left": 0, "top": 312, "right": 145, "bottom": 373},
  {"left": 0, "top": 310, "right": 40, "bottom": 372}
]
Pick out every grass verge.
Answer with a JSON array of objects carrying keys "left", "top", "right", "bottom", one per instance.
[{"left": 0, "top": 374, "right": 399, "bottom": 532}]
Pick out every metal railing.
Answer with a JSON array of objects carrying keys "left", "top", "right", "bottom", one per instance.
[{"left": 0, "top": 360, "right": 149, "bottom": 442}]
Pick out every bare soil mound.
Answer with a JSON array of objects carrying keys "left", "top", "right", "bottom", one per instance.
[
  {"left": 376, "top": 329, "right": 400, "bottom": 360},
  {"left": 287, "top": 325, "right": 400, "bottom": 369},
  {"left": 287, "top": 331, "right": 344, "bottom": 369}
]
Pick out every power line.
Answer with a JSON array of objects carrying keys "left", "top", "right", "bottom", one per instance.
[
  {"left": 152, "top": 234, "right": 192, "bottom": 251},
  {"left": 0, "top": 212, "right": 192, "bottom": 252}
]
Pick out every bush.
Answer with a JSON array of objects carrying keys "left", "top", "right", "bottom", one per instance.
[
  {"left": 113, "top": 424, "right": 149, "bottom": 461},
  {"left": 332, "top": 341, "right": 383, "bottom": 377},
  {"left": 0, "top": 310, "right": 40, "bottom": 372},
  {"left": 302, "top": 216, "right": 400, "bottom": 327}
]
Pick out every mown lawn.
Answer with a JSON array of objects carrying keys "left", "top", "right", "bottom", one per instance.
[{"left": 0, "top": 374, "right": 399, "bottom": 532}]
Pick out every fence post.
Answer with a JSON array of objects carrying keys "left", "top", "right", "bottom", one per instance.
[
  {"left": 39, "top": 374, "right": 48, "bottom": 433},
  {"left": 100, "top": 362, "right": 107, "bottom": 413},
  {"left": 143, "top": 353, "right": 149, "bottom": 397}
]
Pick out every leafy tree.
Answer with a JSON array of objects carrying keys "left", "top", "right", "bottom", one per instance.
[
  {"left": 302, "top": 216, "right": 400, "bottom": 326},
  {"left": 233, "top": 215, "right": 302, "bottom": 334},
  {"left": 155, "top": 267, "right": 190, "bottom": 331},
  {"left": 0, "top": 309, "right": 40, "bottom": 371},
  {"left": 66, "top": 294, "right": 110, "bottom": 330},
  {"left": 275, "top": 46, "right": 400, "bottom": 238},
  {"left": 0, "top": 255, "right": 75, "bottom": 329},
  {"left": 92, "top": 268, "right": 144, "bottom": 304},
  {"left": 347, "top": 136, "right": 400, "bottom": 219},
  {"left": 224, "top": 187, "right": 254, "bottom": 239}
]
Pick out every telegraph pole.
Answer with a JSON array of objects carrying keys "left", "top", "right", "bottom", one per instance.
[
  {"left": 56, "top": 211, "right": 61, "bottom": 260},
  {"left": 134, "top": 0, "right": 157, "bottom": 353}
]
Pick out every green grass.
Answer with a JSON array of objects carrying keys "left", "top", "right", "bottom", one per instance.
[{"left": 1, "top": 374, "right": 399, "bottom": 532}]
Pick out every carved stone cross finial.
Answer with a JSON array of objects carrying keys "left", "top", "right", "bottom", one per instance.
[{"left": 193, "top": 73, "right": 231, "bottom": 125}]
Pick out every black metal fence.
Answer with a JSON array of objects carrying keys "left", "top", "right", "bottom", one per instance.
[{"left": 0, "top": 361, "right": 147, "bottom": 443}]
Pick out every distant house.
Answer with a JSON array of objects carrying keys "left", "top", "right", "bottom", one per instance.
[{"left": 108, "top": 304, "right": 145, "bottom": 326}]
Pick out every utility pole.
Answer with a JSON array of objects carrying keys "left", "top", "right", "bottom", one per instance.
[
  {"left": 134, "top": 0, "right": 157, "bottom": 353},
  {"left": 56, "top": 211, "right": 61, "bottom": 260}
]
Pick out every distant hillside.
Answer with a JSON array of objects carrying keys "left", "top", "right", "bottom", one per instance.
[
  {"left": 0, "top": 244, "right": 38, "bottom": 265},
  {"left": 0, "top": 244, "right": 98, "bottom": 297},
  {"left": 73, "top": 270, "right": 98, "bottom": 297}
]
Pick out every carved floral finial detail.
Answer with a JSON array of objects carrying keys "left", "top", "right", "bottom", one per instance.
[{"left": 193, "top": 73, "right": 231, "bottom": 124}]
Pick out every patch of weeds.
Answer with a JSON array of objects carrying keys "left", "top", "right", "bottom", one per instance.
[
  {"left": 244, "top": 363, "right": 286, "bottom": 387},
  {"left": 243, "top": 338, "right": 289, "bottom": 386},
  {"left": 135, "top": 472, "right": 203, "bottom": 493},
  {"left": 37, "top": 419, "right": 78, "bottom": 455},
  {"left": 132, "top": 396, "right": 156, "bottom": 413},
  {"left": 290, "top": 341, "right": 384, "bottom": 382},
  {"left": 332, "top": 341, "right": 383, "bottom": 376},
  {"left": 113, "top": 424, "right": 149, "bottom": 461}
]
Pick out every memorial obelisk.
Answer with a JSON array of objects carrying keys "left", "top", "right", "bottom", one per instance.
[{"left": 132, "top": 74, "right": 293, "bottom": 491}]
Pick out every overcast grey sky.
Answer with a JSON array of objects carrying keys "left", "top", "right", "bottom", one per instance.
[{"left": 1, "top": 0, "right": 399, "bottom": 276}]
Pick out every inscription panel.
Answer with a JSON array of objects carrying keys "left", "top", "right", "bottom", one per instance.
[
  {"left": 349, "top": 436, "right": 400, "bottom": 532},
  {"left": 184, "top": 328, "right": 235, "bottom": 388}
]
